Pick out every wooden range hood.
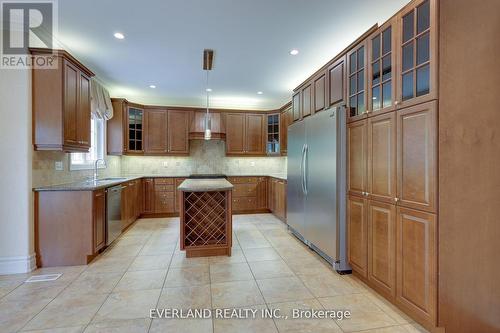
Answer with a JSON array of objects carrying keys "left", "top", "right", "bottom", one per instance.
[{"left": 189, "top": 110, "right": 226, "bottom": 140}]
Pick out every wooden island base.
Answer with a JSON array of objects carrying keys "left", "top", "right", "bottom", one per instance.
[{"left": 178, "top": 179, "right": 234, "bottom": 258}]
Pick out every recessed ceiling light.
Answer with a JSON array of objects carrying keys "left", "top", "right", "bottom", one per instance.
[
  {"left": 149, "top": 85, "right": 156, "bottom": 89},
  {"left": 289, "top": 49, "right": 299, "bottom": 56},
  {"left": 114, "top": 32, "right": 125, "bottom": 40},
  {"left": 257, "top": 91, "right": 263, "bottom": 95},
  {"left": 206, "top": 88, "right": 212, "bottom": 92}
]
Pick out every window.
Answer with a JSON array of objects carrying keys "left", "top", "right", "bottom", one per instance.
[{"left": 70, "top": 116, "right": 106, "bottom": 170}]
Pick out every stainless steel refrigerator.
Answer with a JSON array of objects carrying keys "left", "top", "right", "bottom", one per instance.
[{"left": 287, "top": 105, "right": 350, "bottom": 273}]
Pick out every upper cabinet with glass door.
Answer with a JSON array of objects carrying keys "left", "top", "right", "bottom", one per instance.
[
  {"left": 267, "top": 114, "right": 280, "bottom": 155},
  {"left": 397, "top": 0, "right": 437, "bottom": 108},
  {"left": 127, "top": 107, "right": 144, "bottom": 153},
  {"left": 347, "top": 41, "right": 368, "bottom": 122},
  {"left": 368, "top": 18, "right": 397, "bottom": 115}
]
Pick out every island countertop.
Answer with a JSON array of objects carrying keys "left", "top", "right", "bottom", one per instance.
[{"left": 178, "top": 179, "right": 234, "bottom": 192}]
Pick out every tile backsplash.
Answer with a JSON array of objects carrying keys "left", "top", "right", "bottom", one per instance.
[
  {"left": 32, "top": 140, "right": 287, "bottom": 188},
  {"left": 121, "top": 140, "right": 287, "bottom": 176}
]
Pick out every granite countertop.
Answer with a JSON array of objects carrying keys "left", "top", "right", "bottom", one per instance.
[
  {"left": 178, "top": 179, "right": 234, "bottom": 192},
  {"left": 33, "top": 173, "right": 286, "bottom": 192}
]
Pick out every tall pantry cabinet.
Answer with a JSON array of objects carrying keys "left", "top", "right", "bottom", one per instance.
[{"left": 345, "top": 0, "right": 438, "bottom": 329}]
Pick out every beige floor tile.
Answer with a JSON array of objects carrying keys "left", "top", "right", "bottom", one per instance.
[
  {"left": 113, "top": 269, "right": 167, "bottom": 291},
  {"left": 0, "top": 279, "right": 24, "bottom": 299},
  {"left": 170, "top": 252, "right": 210, "bottom": 268},
  {"left": 360, "top": 323, "right": 429, "bottom": 332},
  {"left": 213, "top": 304, "right": 278, "bottom": 333},
  {"left": 365, "top": 291, "right": 413, "bottom": 324},
  {"left": 269, "top": 299, "right": 342, "bottom": 333},
  {"left": 139, "top": 242, "right": 176, "bottom": 255},
  {"left": 22, "top": 326, "right": 85, "bottom": 333},
  {"left": 113, "top": 236, "right": 149, "bottom": 247},
  {"left": 93, "top": 289, "right": 161, "bottom": 322},
  {"left": 237, "top": 231, "right": 272, "bottom": 249},
  {"left": 342, "top": 274, "right": 372, "bottom": 294},
  {"left": 210, "top": 262, "right": 254, "bottom": 283},
  {"left": 164, "top": 266, "right": 210, "bottom": 287},
  {"left": 243, "top": 247, "right": 281, "bottom": 262},
  {"left": 63, "top": 271, "right": 123, "bottom": 296},
  {"left": 211, "top": 280, "right": 265, "bottom": 308},
  {"left": 285, "top": 257, "right": 334, "bottom": 276},
  {"left": 257, "top": 277, "right": 314, "bottom": 304},
  {"left": 0, "top": 298, "right": 52, "bottom": 333},
  {"left": 86, "top": 256, "right": 134, "bottom": 273},
  {"left": 149, "top": 318, "right": 213, "bottom": 333},
  {"left": 23, "top": 293, "right": 108, "bottom": 330},
  {"left": 102, "top": 244, "right": 144, "bottom": 258},
  {"left": 208, "top": 249, "right": 246, "bottom": 265},
  {"left": 318, "top": 293, "right": 398, "bottom": 332},
  {"left": 2, "top": 280, "right": 69, "bottom": 302},
  {"left": 297, "top": 273, "right": 359, "bottom": 298},
  {"left": 158, "top": 285, "right": 211, "bottom": 309},
  {"left": 274, "top": 245, "right": 317, "bottom": 262},
  {"left": 83, "top": 318, "right": 151, "bottom": 333},
  {"left": 127, "top": 254, "right": 172, "bottom": 271},
  {"left": 249, "top": 260, "right": 294, "bottom": 279}
]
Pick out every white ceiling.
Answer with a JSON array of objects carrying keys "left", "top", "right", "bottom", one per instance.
[{"left": 56, "top": 0, "right": 410, "bottom": 110}]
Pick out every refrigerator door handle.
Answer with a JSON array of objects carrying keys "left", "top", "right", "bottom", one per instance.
[
  {"left": 304, "top": 144, "right": 309, "bottom": 194},
  {"left": 300, "top": 144, "right": 306, "bottom": 194}
]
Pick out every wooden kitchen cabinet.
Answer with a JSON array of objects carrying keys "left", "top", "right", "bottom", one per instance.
[
  {"left": 368, "top": 112, "right": 397, "bottom": 204},
  {"left": 348, "top": 195, "right": 368, "bottom": 277},
  {"left": 313, "top": 73, "right": 326, "bottom": 112},
  {"left": 154, "top": 178, "right": 175, "bottom": 214},
  {"left": 225, "top": 113, "right": 265, "bottom": 156},
  {"left": 144, "top": 108, "right": 167, "bottom": 154},
  {"left": 301, "top": 83, "right": 312, "bottom": 118},
  {"left": 143, "top": 178, "right": 155, "bottom": 214},
  {"left": 292, "top": 92, "right": 301, "bottom": 121},
  {"left": 266, "top": 114, "right": 280, "bottom": 155},
  {"left": 396, "top": 0, "right": 437, "bottom": 109},
  {"left": 168, "top": 110, "right": 190, "bottom": 154},
  {"left": 396, "top": 101, "right": 437, "bottom": 213},
  {"left": 108, "top": 99, "right": 145, "bottom": 155},
  {"left": 368, "top": 18, "right": 397, "bottom": 115},
  {"left": 93, "top": 189, "right": 106, "bottom": 253},
  {"left": 347, "top": 40, "right": 368, "bottom": 122},
  {"left": 327, "top": 56, "right": 346, "bottom": 107},
  {"left": 280, "top": 106, "right": 292, "bottom": 155},
  {"left": 348, "top": 120, "right": 368, "bottom": 198},
  {"left": 368, "top": 200, "right": 396, "bottom": 299},
  {"left": 269, "top": 178, "right": 286, "bottom": 221},
  {"left": 31, "top": 48, "right": 94, "bottom": 152},
  {"left": 396, "top": 207, "right": 437, "bottom": 325}
]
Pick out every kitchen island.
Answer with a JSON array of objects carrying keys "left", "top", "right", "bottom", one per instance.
[{"left": 177, "top": 179, "right": 234, "bottom": 257}]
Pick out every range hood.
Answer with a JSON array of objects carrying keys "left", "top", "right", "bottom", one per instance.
[{"left": 189, "top": 111, "right": 226, "bottom": 140}]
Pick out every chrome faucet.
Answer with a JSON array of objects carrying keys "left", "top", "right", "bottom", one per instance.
[{"left": 93, "top": 159, "right": 107, "bottom": 181}]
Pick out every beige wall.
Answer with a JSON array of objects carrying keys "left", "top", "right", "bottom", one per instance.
[{"left": 0, "top": 67, "right": 35, "bottom": 273}]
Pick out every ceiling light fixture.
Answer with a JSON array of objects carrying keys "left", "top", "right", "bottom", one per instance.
[
  {"left": 203, "top": 49, "right": 214, "bottom": 140},
  {"left": 149, "top": 85, "right": 156, "bottom": 89},
  {"left": 113, "top": 32, "right": 125, "bottom": 40},
  {"left": 289, "top": 49, "right": 299, "bottom": 56},
  {"left": 257, "top": 91, "right": 263, "bottom": 95}
]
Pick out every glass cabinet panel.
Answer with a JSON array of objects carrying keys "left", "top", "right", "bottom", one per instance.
[
  {"left": 127, "top": 107, "right": 143, "bottom": 151},
  {"left": 266, "top": 114, "right": 280, "bottom": 155},
  {"left": 370, "top": 25, "right": 393, "bottom": 111},
  {"left": 400, "top": 0, "right": 431, "bottom": 101},
  {"left": 348, "top": 45, "right": 366, "bottom": 117}
]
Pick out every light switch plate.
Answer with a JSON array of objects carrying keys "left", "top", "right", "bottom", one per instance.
[
  {"left": 162, "top": 161, "right": 168, "bottom": 168},
  {"left": 55, "top": 161, "right": 64, "bottom": 171}
]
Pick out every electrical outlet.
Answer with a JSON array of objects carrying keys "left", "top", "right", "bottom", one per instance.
[
  {"left": 250, "top": 161, "right": 256, "bottom": 167},
  {"left": 55, "top": 161, "right": 64, "bottom": 171},
  {"left": 162, "top": 161, "right": 168, "bottom": 168}
]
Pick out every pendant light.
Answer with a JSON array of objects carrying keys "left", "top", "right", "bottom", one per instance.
[{"left": 203, "top": 49, "right": 214, "bottom": 140}]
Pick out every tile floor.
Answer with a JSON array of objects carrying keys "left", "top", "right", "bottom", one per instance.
[{"left": 0, "top": 214, "right": 428, "bottom": 333}]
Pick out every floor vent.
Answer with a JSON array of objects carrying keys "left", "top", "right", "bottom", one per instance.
[{"left": 25, "top": 274, "right": 62, "bottom": 283}]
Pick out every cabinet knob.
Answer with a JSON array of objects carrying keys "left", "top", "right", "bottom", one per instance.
[
  {"left": 394, "top": 197, "right": 399, "bottom": 202},
  {"left": 395, "top": 101, "right": 399, "bottom": 105}
]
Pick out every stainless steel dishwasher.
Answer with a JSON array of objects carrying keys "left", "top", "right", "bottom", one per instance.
[{"left": 106, "top": 185, "right": 123, "bottom": 245}]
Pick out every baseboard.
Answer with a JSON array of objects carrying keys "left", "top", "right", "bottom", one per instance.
[{"left": 0, "top": 254, "right": 36, "bottom": 275}]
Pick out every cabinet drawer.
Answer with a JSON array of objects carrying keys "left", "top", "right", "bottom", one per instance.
[
  {"left": 155, "top": 191, "right": 174, "bottom": 199},
  {"left": 232, "top": 197, "right": 257, "bottom": 211},
  {"left": 233, "top": 183, "right": 258, "bottom": 197},
  {"left": 228, "top": 176, "right": 259, "bottom": 184},
  {"left": 154, "top": 197, "right": 174, "bottom": 213},
  {"left": 154, "top": 178, "right": 174, "bottom": 185},
  {"left": 155, "top": 185, "right": 174, "bottom": 192}
]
